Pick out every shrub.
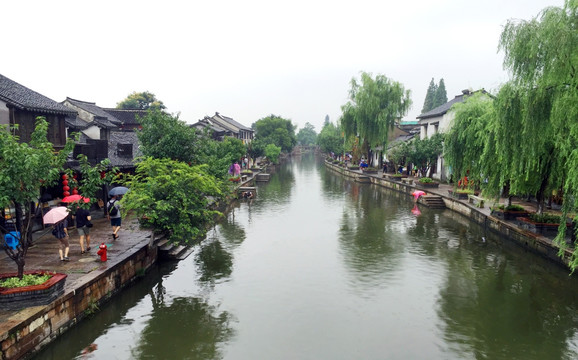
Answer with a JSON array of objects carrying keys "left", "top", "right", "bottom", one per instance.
[
  {"left": 419, "top": 177, "right": 434, "bottom": 183},
  {"left": 528, "top": 213, "right": 563, "bottom": 224},
  {"left": 0, "top": 273, "right": 51, "bottom": 288},
  {"left": 494, "top": 204, "right": 525, "bottom": 211}
]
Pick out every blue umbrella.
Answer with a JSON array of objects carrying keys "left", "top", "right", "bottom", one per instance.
[{"left": 109, "top": 186, "right": 129, "bottom": 196}]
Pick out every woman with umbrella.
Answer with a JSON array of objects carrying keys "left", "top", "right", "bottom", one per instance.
[{"left": 44, "top": 207, "right": 70, "bottom": 261}]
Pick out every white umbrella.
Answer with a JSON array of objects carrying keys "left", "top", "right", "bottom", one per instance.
[{"left": 43, "top": 206, "right": 70, "bottom": 224}]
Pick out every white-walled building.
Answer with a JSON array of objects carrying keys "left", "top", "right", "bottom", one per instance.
[{"left": 417, "top": 89, "right": 486, "bottom": 181}]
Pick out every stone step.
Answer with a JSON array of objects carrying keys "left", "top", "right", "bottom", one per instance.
[
  {"left": 175, "top": 246, "right": 195, "bottom": 260},
  {"left": 168, "top": 245, "right": 187, "bottom": 258}
]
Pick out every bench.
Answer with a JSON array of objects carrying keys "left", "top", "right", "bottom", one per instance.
[
  {"left": 401, "top": 178, "right": 413, "bottom": 185},
  {"left": 468, "top": 194, "right": 485, "bottom": 208}
]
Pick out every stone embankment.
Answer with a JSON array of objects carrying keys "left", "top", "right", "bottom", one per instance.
[{"left": 325, "top": 160, "right": 574, "bottom": 270}]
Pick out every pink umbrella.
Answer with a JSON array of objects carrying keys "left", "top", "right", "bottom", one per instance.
[
  {"left": 62, "top": 194, "right": 90, "bottom": 203},
  {"left": 43, "top": 206, "right": 70, "bottom": 224},
  {"left": 412, "top": 190, "right": 426, "bottom": 200}
]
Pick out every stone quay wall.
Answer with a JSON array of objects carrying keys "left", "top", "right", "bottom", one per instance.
[
  {"left": 0, "top": 239, "right": 158, "bottom": 360},
  {"left": 325, "top": 161, "right": 573, "bottom": 270}
]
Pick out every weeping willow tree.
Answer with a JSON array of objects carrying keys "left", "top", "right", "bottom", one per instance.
[
  {"left": 444, "top": 93, "right": 495, "bottom": 189},
  {"left": 499, "top": 0, "right": 578, "bottom": 268},
  {"left": 340, "top": 72, "right": 411, "bottom": 167}
]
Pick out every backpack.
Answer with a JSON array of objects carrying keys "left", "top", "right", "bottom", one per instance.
[
  {"left": 52, "top": 223, "right": 67, "bottom": 239},
  {"left": 108, "top": 200, "right": 118, "bottom": 216}
]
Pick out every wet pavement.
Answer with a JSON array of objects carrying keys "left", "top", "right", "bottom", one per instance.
[{"left": 0, "top": 213, "right": 152, "bottom": 323}]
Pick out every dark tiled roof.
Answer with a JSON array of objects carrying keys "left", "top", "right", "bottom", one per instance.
[
  {"left": 416, "top": 89, "right": 489, "bottom": 120},
  {"left": 65, "top": 116, "right": 90, "bottom": 130},
  {"left": 64, "top": 98, "right": 122, "bottom": 126},
  {"left": 0, "top": 74, "right": 77, "bottom": 115},
  {"left": 103, "top": 108, "right": 147, "bottom": 125},
  {"left": 213, "top": 112, "right": 253, "bottom": 131},
  {"left": 93, "top": 116, "right": 119, "bottom": 129},
  {"left": 192, "top": 117, "right": 228, "bottom": 134},
  {"left": 416, "top": 94, "right": 467, "bottom": 120}
]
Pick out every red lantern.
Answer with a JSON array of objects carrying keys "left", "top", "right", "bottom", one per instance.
[
  {"left": 63, "top": 185, "right": 70, "bottom": 192},
  {"left": 62, "top": 174, "right": 68, "bottom": 180},
  {"left": 63, "top": 191, "right": 70, "bottom": 197},
  {"left": 72, "top": 188, "right": 78, "bottom": 195},
  {"left": 62, "top": 179, "right": 68, "bottom": 186}
]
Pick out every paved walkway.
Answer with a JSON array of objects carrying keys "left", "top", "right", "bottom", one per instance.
[{"left": 0, "top": 213, "right": 152, "bottom": 322}]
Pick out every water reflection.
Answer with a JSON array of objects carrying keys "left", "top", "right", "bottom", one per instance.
[
  {"left": 32, "top": 153, "right": 578, "bottom": 360},
  {"left": 132, "top": 296, "right": 234, "bottom": 360}
]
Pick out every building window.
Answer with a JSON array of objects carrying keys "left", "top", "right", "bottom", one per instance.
[{"left": 117, "top": 143, "right": 133, "bottom": 158}]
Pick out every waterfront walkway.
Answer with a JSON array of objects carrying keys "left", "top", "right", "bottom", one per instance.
[{"left": 0, "top": 213, "right": 152, "bottom": 325}]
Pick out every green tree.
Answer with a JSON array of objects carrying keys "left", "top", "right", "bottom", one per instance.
[
  {"left": 340, "top": 72, "right": 412, "bottom": 166},
  {"left": 444, "top": 93, "right": 495, "bottom": 187},
  {"left": 497, "top": 0, "right": 577, "bottom": 267},
  {"left": 120, "top": 157, "right": 224, "bottom": 244},
  {"left": 296, "top": 122, "right": 317, "bottom": 146},
  {"left": 252, "top": 115, "right": 296, "bottom": 152},
  {"left": 197, "top": 137, "right": 246, "bottom": 180},
  {"left": 0, "top": 117, "right": 76, "bottom": 278},
  {"left": 246, "top": 138, "right": 266, "bottom": 163},
  {"left": 264, "top": 144, "right": 282, "bottom": 164},
  {"left": 317, "top": 121, "right": 343, "bottom": 155},
  {"left": 137, "top": 109, "right": 199, "bottom": 164},
  {"left": 421, "top": 78, "right": 438, "bottom": 113},
  {"left": 67, "top": 155, "right": 117, "bottom": 211},
  {"left": 433, "top": 78, "right": 448, "bottom": 108},
  {"left": 116, "top": 91, "right": 166, "bottom": 111},
  {"left": 409, "top": 133, "right": 444, "bottom": 177}
]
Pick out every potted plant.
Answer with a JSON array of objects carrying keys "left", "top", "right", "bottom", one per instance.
[
  {"left": 517, "top": 213, "right": 570, "bottom": 235},
  {"left": 417, "top": 177, "right": 439, "bottom": 188},
  {"left": 386, "top": 173, "right": 408, "bottom": 181},
  {"left": 363, "top": 166, "right": 379, "bottom": 174},
  {"left": 447, "top": 188, "right": 477, "bottom": 200},
  {"left": 490, "top": 204, "right": 529, "bottom": 221},
  {"left": 0, "top": 271, "right": 67, "bottom": 310},
  {"left": 348, "top": 164, "right": 360, "bottom": 170}
]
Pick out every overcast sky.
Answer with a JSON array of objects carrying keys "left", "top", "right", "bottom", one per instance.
[{"left": 0, "top": 0, "right": 563, "bottom": 132}]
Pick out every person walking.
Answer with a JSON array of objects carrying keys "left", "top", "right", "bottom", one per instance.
[
  {"left": 107, "top": 195, "right": 121, "bottom": 240},
  {"left": 73, "top": 206, "right": 92, "bottom": 254},
  {"left": 52, "top": 219, "right": 69, "bottom": 261}
]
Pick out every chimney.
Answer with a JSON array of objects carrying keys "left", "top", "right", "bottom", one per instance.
[{"left": 462, "top": 89, "right": 471, "bottom": 95}]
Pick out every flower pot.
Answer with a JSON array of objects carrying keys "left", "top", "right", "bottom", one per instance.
[
  {"left": 490, "top": 209, "right": 529, "bottom": 221},
  {"left": 418, "top": 182, "right": 439, "bottom": 188},
  {"left": 516, "top": 217, "right": 570, "bottom": 235},
  {"left": 447, "top": 190, "right": 469, "bottom": 200},
  {"left": 0, "top": 271, "right": 67, "bottom": 310}
]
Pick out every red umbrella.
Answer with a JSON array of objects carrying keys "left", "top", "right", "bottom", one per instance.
[
  {"left": 43, "top": 206, "right": 70, "bottom": 224},
  {"left": 62, "top": 194, "right": 90, "bottom": 203}
]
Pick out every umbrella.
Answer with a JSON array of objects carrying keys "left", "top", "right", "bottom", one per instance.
[
  {"left": 109, "top": 186, "right": 129, "bottom": 196},
  {"left": 62, "top": 194, "right": 90, "bottom": 203},
  {"left": 43, "top": 206, "right": 70, "bottom": 224},
  {"left": 412, "top": 190, "right": 426, "bottom": 200}
]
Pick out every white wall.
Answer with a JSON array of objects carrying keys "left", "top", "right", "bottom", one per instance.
[{"left": 0, "top": 100, "right": 9, "bottom": 126}]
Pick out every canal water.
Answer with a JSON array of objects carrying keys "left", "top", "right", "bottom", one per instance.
[{"left": 34, "top": 153, "right": 578, "bottom": 360}]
